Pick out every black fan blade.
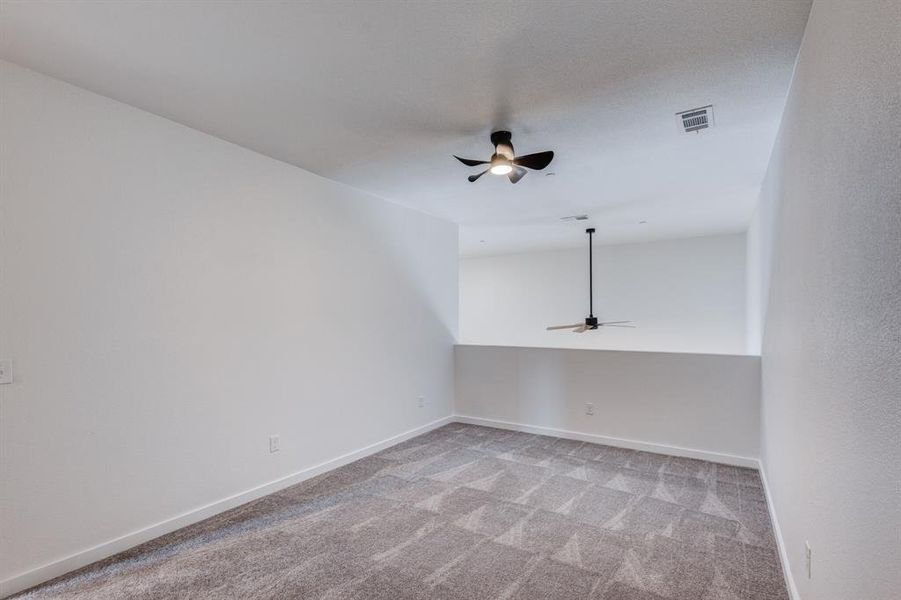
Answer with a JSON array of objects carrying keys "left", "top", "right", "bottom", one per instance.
[
  {"left": 514, "top": 151, "right": 554, "bottom": 170},
  {"left": 508, "top": 166, "right": 527, "bottom": 184},
  {"left": 454, "top": 155, "right": 489, "bottom": 167},
  {"left": 468, "top": 169, "right": 490, "bottom": 182}
]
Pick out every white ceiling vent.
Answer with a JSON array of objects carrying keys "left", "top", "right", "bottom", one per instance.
[
  {"left": 561, "top": 214, "right": 590, "bottom": 221},
  {"left": 676, "top": 105, "right": 714, "bottom": 133}
]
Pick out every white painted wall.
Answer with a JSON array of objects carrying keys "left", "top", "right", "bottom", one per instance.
[
  {"left": 749, "top": 1, "right": 901, "bottom": 598},
  {"left": 745, "top": 133, "right": 785, "bottom": 355},
  {"left": 460, "top": 234, "right": 747, "bottom": 355},
  {"left": 745, "top": 213, "right": 763, "bottom": 355},
  {"left": 455, "top": 345, "right": 760, "bottom": 463},
  {"left": 0, "top": 61, "right": 458, "bottom": 591}
]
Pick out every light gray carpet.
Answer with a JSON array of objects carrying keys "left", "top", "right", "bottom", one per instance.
[{"left": 14, "top": 424, "right": 788, "bottom": 599}]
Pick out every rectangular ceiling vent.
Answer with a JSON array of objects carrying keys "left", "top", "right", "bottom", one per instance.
[
  {"left": 561, "top": 214, "right": 590, "bottom": 221},
  {"left": 676, "top": 105, "right": 714, "bottom": 133}
]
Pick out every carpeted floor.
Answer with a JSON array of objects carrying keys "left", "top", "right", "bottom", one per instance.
[{"left": 14, "top": 423, "right": 788, "bottom": 599}]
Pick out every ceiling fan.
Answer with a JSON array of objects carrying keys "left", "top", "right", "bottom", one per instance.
[
  {"left": 454, "top": 131, "right": 554, "bottom": 184},
  {"left": 547, "top": 228, "right": 635, "bottom": 333}
]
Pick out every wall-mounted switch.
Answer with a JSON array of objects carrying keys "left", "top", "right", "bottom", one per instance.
[
  {"left": 269, "top": 435, "right": 280, "bottom": 453},
  {"left": 0, "top": 360, "right": 11, "bottom": 385},
  {"left": 417, "top": 396, "right": 425, "bottom": 408},
  {"left": 585, "top": 403, "right": 594, "bottom": 416}
]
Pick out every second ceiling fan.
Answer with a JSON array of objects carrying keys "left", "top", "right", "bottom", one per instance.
[{"left": 547, "top": 228, "right": 635, "bottom": 333}]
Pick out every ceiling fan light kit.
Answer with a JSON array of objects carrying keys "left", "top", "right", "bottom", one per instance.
[
  {"left": 546, "top": 228, "right": 636, "bottom": 333},
  {"left": 454, "top": 130, "right": 554, "bottom": 184},
  {"left": 489, "top": 159, "right": 513, "bottom": 176}
]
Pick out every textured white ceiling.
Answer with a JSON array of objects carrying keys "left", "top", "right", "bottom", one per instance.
[{"left": 0, "top": 0, "right": 812, "bottom": 255}]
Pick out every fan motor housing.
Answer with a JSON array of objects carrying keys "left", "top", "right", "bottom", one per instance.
[
  {"left": 490, "top": 130, "right": 512, "bottom": 146},
  {"left": 490, "top": 130, "right": 515, "bottom": 159},
  {"left": 585, "top": 316, "right": 598, "bottom": 328}
]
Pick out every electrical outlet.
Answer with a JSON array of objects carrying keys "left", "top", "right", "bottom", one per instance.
[
  {"left": 417, "top": 396, "right": 425, "bottom": 408},
  {"left": 585, "top": 402, "right": 594, "bottom": 416},
  {"left": 269, "top": 435, "right": 280, "bottom": 453},
  {"left": 0, "top": 360, "right": 11, "bottom": 385},
  {"left": 805, "top": 541, "right": 811, "bottom": 579}
]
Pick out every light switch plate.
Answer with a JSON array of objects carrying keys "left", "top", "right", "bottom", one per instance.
[{"left": 0, "top": 360, "right": 11, "bottom": 385}]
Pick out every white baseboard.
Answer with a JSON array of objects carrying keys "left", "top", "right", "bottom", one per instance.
[
  {"left": 0, "top": 415, "right": 453, "bottom": 599},
  {"left": 453, "top": 415, "right": 759, "bottom": 468},
  {"left": 758, "top": 460, "right": 800, "bottom": 600}
]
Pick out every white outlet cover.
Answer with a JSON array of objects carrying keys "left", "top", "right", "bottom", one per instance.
[
  {"left": 0, "top": 360, "right": 11, "bottom": 385},
  {"left": 417, "top": 396, "right": 425, "bottom": 408},
  {"left": 269, "top": 435, "right": 280, "bottom": 453},
  {"left": 585, "top": 403, "right": 594, "bottom": 415}
]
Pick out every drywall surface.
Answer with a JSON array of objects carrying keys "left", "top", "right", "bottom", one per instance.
[
  {"left": 752, "top": 1, "right": 901, "bottom": 598},
  {"left": 745, "top": 211, "right": 763, "bottom": 355},
  {"left": 460, "top": 234, "right": 747, "bottom": 355},
  {"left": 455, "top": 345, "right": 760, "bottom": 461},
  {"left": 0, "top": 61, "right": 457, "bottom": 588}
]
